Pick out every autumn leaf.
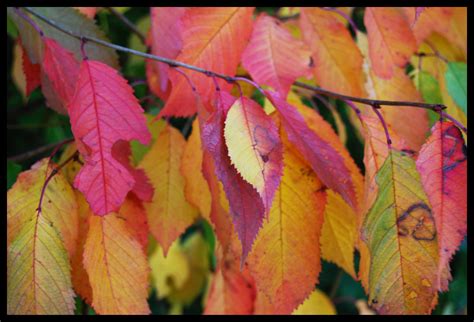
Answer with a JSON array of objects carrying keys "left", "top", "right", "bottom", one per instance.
[
  {"left": 241, "top": 13, "right": 312, "bottom": 98},
  {"left": 74, "top": 7, "right": 97, "bottom": 19},
  {"left": 299, "top": 7, "right": 364, "bottom": 96},
  {"left": 204, "top": 241, "right": 256, "bottom": 314},
  {"left": 68, "top": 59, "right": 150, "bottom": 215},
  {"left": 42, "top": 37, "right": 80, "bottom": 113},
  {"left": 181, "top": 118, "right": 212, "bottom": 218},
  {"left": 148, "top": 7, "right": 186, "bottom": 94},
  {"left": 7, "top": 159, "right": 78, "bottom": 314},
  {"left": 199, "top": 90, "right": 265, "bottom": 262},
  {"left": 265, "top": 90, "right": 358, "bottom": 210},
  {"left": 83, "top": 213, "right": 150, "bottom": 314},
  {"left": 416, "top": 121, "right": 467, "bottom": 290},
  {"left": 247, "top": 120, "right": 326, "bottom": 314},
  {"left": 367, "top": 66, "right": 429, "bottom": 151},
  {"left": 158, "top": 7, "right": 254, "bottom": 117},
  {"left": 138, "top": 124, "right": 198, "bottom": 254},
  {"left": 362, "top": 150, "right": 439, "bottom": 314},
  {"left": 365, "top": 7, "right": 416, "bottom": 79},
  {"left": 224, "top": 96, "right": 283, "bottom": 213}
]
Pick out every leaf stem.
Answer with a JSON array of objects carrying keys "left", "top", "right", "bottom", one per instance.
[
  {"left": 371, "top": 105, "right": 392, "bottom": 148},
  {"left": 322, "top": 7, "right": 359, "bottom": 34}
]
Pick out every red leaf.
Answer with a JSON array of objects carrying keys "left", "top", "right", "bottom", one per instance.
[
  {"left": 265, "top": 90, "right": 357, "bottom": 210},
  {"left": 416, "top": 121, "right": 467, "bottom": 290},
  {"left": 199, "top": 90, "right": 264, "bottom": 263},
  {"left": 158, "top": 7, "right": 254, "bottom": 118},
  {"left": 42, "top": 37, "right": 80, "bottom": 108},
  {"left": 242, "top": 13, "right": 312, "bottom": 98},
  {"left": 20, "top": 40, "right": 41, "bottom": 96},
  {"left": 111, "top": 140, "right": 154, "bottom": 202},
  {"left": 149, "top": 7, "right": 186, "bottom": 94},
  {"left": 69, "top": 60, "right": 151, "bottom": 215}
]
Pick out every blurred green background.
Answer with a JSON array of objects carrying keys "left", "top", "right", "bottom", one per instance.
[{"left": 6, "top": 7, "right": 467, "bottom": 315}]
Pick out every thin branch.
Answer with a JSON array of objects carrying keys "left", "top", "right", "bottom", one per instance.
[
  {"left": 8, "top": 138, "right": 74, "bottom": 163},
  {"left": 14, "top": 7, "right": 43, "bottom": 36},
  {"left": 37, "top": 151, "right": 78, "bottom": 214},
  {"left": 20, "top": 7, "right": 464, "bottom": 125},
  {"left": 441, "top": 111, "right": 467, "bottom": 134},
  {"left": 105, "top": 7, "right": 146, "bottom": 44}
]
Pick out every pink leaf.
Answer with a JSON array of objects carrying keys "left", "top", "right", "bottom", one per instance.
[
  {"left": 199, "top": 90, "right": 264, "bottom": 263},
  {"left": 69, "top": 60, "right": 150, "bottom": 215},
  {"left": 265, "top": 90, "right": 357, "bottom": 210}
]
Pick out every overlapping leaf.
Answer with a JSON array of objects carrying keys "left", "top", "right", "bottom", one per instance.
[
  {"left": 199, "top": 91, "right": 265, "bottom": 262},
  {"left": 21, "top": 40, "right": 41, "bottom": 96},
  {"left": 299, "top": 8, "right": 364, "bottom": 96},
  {"left": 444, "top": 62, "right": 467, "bottom": 114},
  {"left": 241, "top": 13, "right": 312, "bottom": 98},
  {"left": 365, "top": 7, "right": 416, "bottom": 79},
  {"left": 148, "top": 7, "right": 186, "bottom": 95},
  {"left": 138, "top": 124, "right": 198, "bottom": 254},
  {"left": 159, "top": 7, "right": 254, "bottom": 117},
  {"left": 265, "top": 90, "right": 358, "bottom": 210},
  {"left": 224, "top": 96, "right": 283, "bottom": 212},
  {"left": 247, "top": 120, "right": 327, "bottom": 314},
  {"left": 7, "top": 159, "right": 78, "bottom": 314},
  {"left": 416, "top": 121, "right": 467, "bottom": 290},
  {"left": 68, "top": 59, "right": 150, "bottom": 215},
  {"left": 362, "top": 150, "right": 439, "bottom": 314},
  {"left": 83, "top": 213, "right": 150, "bottom": 314}
]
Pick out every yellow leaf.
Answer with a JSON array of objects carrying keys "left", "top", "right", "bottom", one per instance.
[
  {"left": 150, "top": 233, "right": 210, "bottom": 306},
  {"left": 362, "top": 150, "right": 439, "bottom": 314},
  {"left": 83, "top": 214, "right": 150, "bottom": 314},
  {"left": 247, "top": 122, "right": 326, "bottom": 314},
  {"left": 7, "top": 158, "right": 77, "bottom": 314},
  {"left": 12, "top": 40, "right": 27, "bottom": 101},
  {"left": 181, "top": 118, "right": 211, "bottom": 218},
  {"left": 321, "top": 190, "right": 357, "bottom": 279},
  {"left": 224, "top": 96, "right": 283, "bottom": 211},
  {"left": 7, "top": 158, "right": 78, "bottom": 257},
  {"left": 139, "top": 124, "right": 199, "bottom": 254},
  {"left": 292, "top": 289, "right": 336, "bottom": 315}
]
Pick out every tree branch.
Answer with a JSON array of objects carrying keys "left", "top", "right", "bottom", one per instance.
[
  {"left": 105, "top": 7, "right": 146, "bottom": 44},
  {"left": 20, "top": 7, "right": 464, "bottom": 123},
  {"left": 8, "top": 138, "right": 74, "bottom": 163}
]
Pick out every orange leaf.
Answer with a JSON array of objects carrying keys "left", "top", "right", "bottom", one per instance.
[
  {"left": 247, "top": 121, "right": 326, "bottom": 314},
  {"left": 138, "top": 124, "right": 198, "bottom": 254},
  {"left": 242, "top": 13, "right": 312, "bottom": 97},
  {"left": 368, "top": 66, "right": 429, "bottom": 151},
  {"left": 83, "top": 213, "right": 150, "bottom": 314},
  {"left": 181, "top": 118, "right": 211, "bottom": 218},
  {"left": 365, "top": 7, "right": 416, "bottom": 79},
  {"left": 158, "top": 7, "right": 254, "bottom": 117},
  {"left": 7, "top": 159, "right": 77, "bottom": 314},
  {"left": 300, "top": 8, "right": 364, "bottom": 96}
]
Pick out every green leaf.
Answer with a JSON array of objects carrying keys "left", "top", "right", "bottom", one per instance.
[
  {"left": 7, "top": 16, "right": 18, "bottom": 38},
  {"left": 445, "top": 62, "right": 467, "bottom": 114},
  {"left": 7, "top": 160, "right": 22, "bottom": 189},
  {"left": 414, "top": 71, "right": 443, "bottom": 126}
]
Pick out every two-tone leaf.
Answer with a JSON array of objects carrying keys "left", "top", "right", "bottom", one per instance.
[
  {"left": 224, "top": 96, "right": 283, "bottom": 213},
  {"left": 362, "top": 150, "right": 439, "bottom": 314},
  {"left": 7, "top": 159, "right": 78, "bottom": 314}
]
